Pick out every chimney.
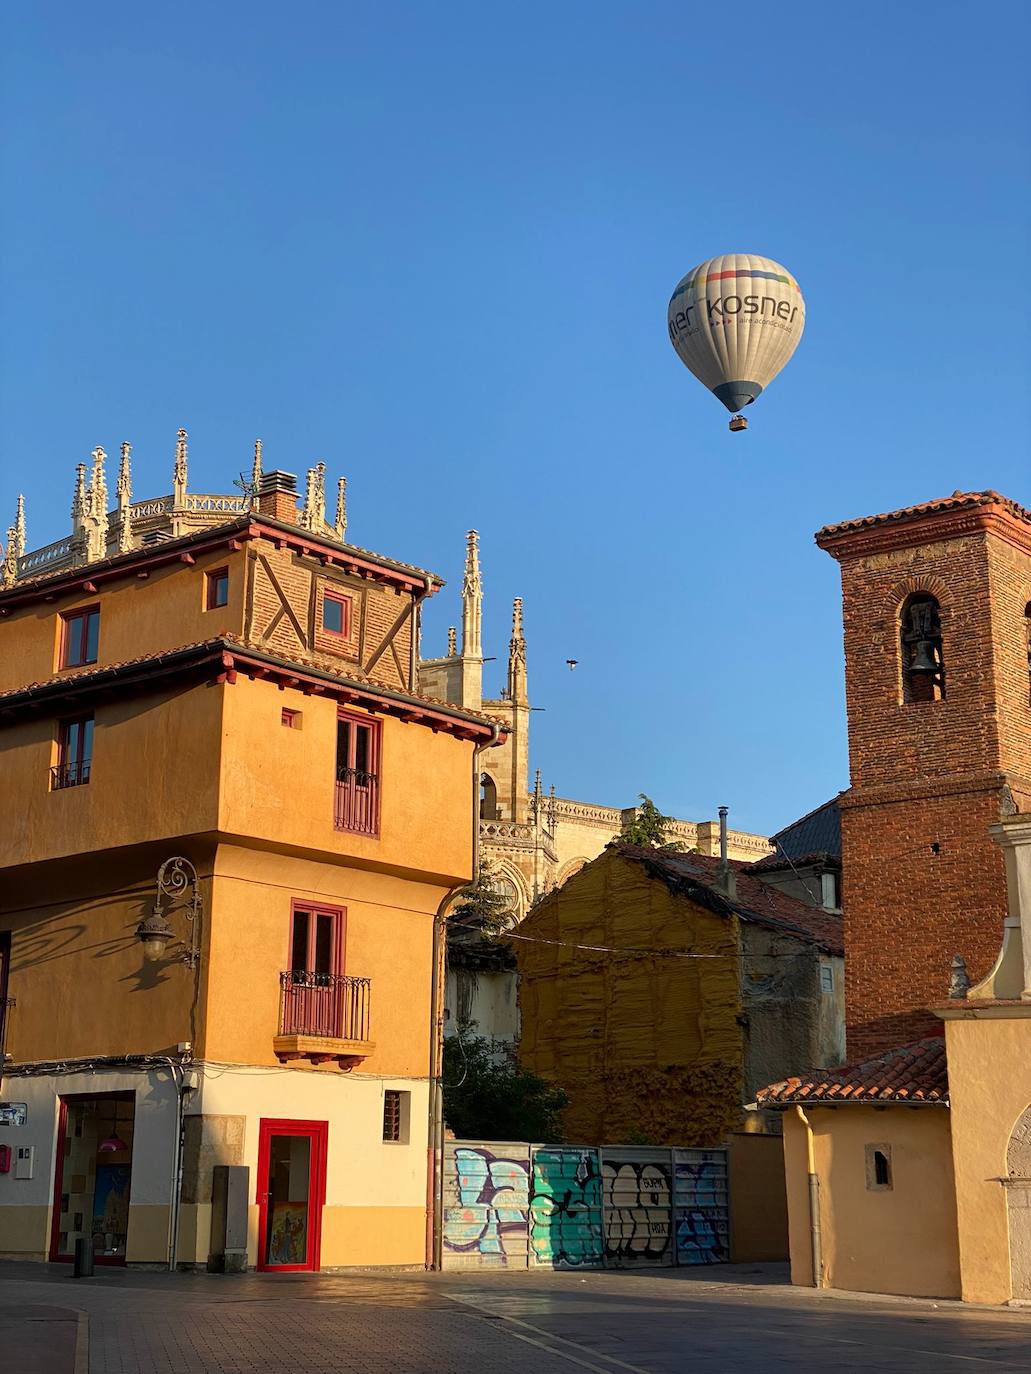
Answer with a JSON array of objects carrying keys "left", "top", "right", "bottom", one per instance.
[
  {"left": 715, "top": 804, "right": 737, "bottom": 899},
  {"left": 256, "top": 470, "right": 299, "bottom": 524}
]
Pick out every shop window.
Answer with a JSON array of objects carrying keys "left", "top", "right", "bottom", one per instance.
[
  {"left": 865, "top": 1143, "right": 893, "bottom": 1191},
  {"left": 50, "top": 1092, "right": 135, "bottom": 1263},
  {"left": 53, "top": 715, "right": 93, "bottom": 789},
  {"left": 322, "top": 591, "right": 351, "bottom": 637},
  {"left": 383, "top": 1090, "right": 410, "bottom": 1144},
  {"left": 900, "top": 593, "right": 944, "bottom": 702},
  {"left": 61, "top": 606, "right": 100, "bottom": 669},
  {"left": 205, "top": 568, "right": 229, "bottom": 610}
]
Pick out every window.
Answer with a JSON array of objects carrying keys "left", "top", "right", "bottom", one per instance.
[
  {"left": 335, "top": 712, "right": 380, "bottom": 835},
  {"left": 52, "top": 715, "right": 93, "bottom": 789},
  {"left": 281, "top": 903, "right": 345, "bottom": 1038},
  {"left": 281, "top": 708, "right": 302, "bottom": 729},
  {"left": 61, "top": 607, "right": 100, "bottom": 669},
  {"left": 865, "top": 1143, "right": 893, "bottom": 1191},
  {"left": 820, "top": 871, "right": 840, "bottom": 911},
  {"left": 819, "top": 963, "right": 835, "bottom": 995},
  {"left": 900, "top": 593, "right": 944, "bottom": 702},
  {"left": 322, "top": 591, "right": 351, "bottom": 637},
  {"left": 205, "top": 568, "right": 229, "bottom": 610},
  {"left": 382, "top": 1090, "right": 410, "bottom": 1144},
  {"left": 480, "top": 773, "right": 499, "bottom": 820}
]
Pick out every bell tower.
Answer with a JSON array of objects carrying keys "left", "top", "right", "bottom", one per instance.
[{"left": 817, "top": 491, "right": 1031, "bottom": 1057}]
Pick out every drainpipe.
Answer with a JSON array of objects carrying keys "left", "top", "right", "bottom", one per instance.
[
  {"left": 425, "top": 720, "right": 503, "bottom": 1269},
  {"left": 795, "top": 1105, "right": 824, "bottom": 1288}
]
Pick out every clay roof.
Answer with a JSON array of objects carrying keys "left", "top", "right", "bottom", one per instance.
[
  {"left": 3, "top": 514, "right": 443, "bottom": 605},
  {"left": 612, "top": 844, "right": 844, "bottom": 955},
  {"left": 0, "top": 633, "right": 508, "bottom": 737},
  {"left": 816, "top": 490, "right": 1031, "bottom": 542},
  {"left": 756, "top": 1034, "right": 948, "bottom": 1108}
]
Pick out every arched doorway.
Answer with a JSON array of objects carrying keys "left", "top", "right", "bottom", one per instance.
[{"left": 1006, "top": 1104, "right": 1031, "bottom": 1299}]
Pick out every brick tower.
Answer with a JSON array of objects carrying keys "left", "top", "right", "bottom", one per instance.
[{"left": 817, "top": 491, "right": 1031, "bottom": 1057}]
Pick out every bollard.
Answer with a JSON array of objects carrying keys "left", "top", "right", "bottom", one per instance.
[{"left": 73, "top": 1237, "right": 94, "bottom": 1277}]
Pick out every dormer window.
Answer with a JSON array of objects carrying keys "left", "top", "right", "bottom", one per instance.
[
  {"left": 322, "top": 591, "right": 351, "bottom": 637},
  {"left": 900, "top": 594, "right": 944, "bottom": 702}
]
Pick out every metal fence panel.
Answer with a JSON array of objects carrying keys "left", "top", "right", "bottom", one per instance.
[
  {"left": 529, "top": 1146, "right": 604, "bottom": 1269},
  {"left": 599, "top": 1147, "right": 675, "bottom": 1267},
  {"left": 673, "top": 1148, "right": 730, "bottom": 1265},
  {"left": 441, "top": 1141, "right": 531, "bottom": 1269}
]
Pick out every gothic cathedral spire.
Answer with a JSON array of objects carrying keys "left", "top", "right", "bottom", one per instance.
[
  {"left": 507, "top": 596, "right": 528, "bottom": 703},
  {"left": 462, "top": 529, "right": 483, "bottom": 659}
]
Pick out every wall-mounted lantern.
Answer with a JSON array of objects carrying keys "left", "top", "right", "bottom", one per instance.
[{"left": 136, "top": 857, "right": 202, "bottom": 966}]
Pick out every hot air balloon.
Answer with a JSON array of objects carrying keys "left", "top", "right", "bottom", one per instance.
[{"left": 668, "top": 254, "right": 805, "bottom": 432}]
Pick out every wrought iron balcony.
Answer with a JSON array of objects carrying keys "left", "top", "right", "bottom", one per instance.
[
  {"left": 50, "top": 760, "right": 91, "bottom": 790},
  {"left": 274, "top": 971, "right": 374, "bottom": 1067},
  {"left": 334, "top": 768, "right": 379, "bottom": 835}
]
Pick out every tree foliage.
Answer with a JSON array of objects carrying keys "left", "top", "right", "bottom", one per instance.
[
  {"left": 619, "top": 794, "right": 685, "bottom": 851},
  {"left": 451, "top": 859, "right": 513, "bottom": 935},
  {"left": 442, "top": 1031, "right": 568, "bottom": 1141}
]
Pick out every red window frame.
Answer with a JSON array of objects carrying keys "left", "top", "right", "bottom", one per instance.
[
  {"left": 256, "top": 1118, "right": 329, "bottom": 1273},
  {"left": 54, "top": 714, "right": 94, "bottom": 788},
  {"left": 205, "top": 567, "right": 229, "bottom": 610},
  {"left": 321, "top": 590, "right": 351, "bottom": 638},
  {"left": 334, "top": 710, "right": 381, "bottom": 836},
  {"left": 61, "top": 606, "right": 100, "bottom": 668},
  {"left": 289, "top": 901, "right": 345, "bottom": 979},
  {"left": 281, "top": 708, "right": 301, "bottom": 729}
]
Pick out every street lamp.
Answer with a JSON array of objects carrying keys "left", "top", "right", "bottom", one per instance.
[{"left": 136, "top": 857, "right": 202, "bottom": 966}]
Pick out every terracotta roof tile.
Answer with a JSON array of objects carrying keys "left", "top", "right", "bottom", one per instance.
[
  {"left": 613, "top": 844, "right": 844, "bottom": 955},
  {"left": 756, "top": 1034, "right": 948, "bottom": 1107},
  {"left": 816, "top": 490, "right": 1031, "bottom": 542}
]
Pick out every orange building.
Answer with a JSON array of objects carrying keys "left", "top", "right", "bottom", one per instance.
[{"left": 0, "top": 438, "right": 503, "bottom": 1271}]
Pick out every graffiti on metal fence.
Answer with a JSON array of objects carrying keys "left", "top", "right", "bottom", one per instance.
[
  {"left": 442, "top": 1146, "right": 530, "bottom": 1262},
  {"left": 529, "top": 1148, "right": 604, "bottom": 1268},
  {"left": 674, "top": 1154, "right": 729, "bottom": 1265},
  {"left": 602, "top": 1158, "right": 672, "bottom": 1263}
]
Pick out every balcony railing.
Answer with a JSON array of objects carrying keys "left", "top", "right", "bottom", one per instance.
[
  {"left": 278, "top": 971, "right": 371, "bottom": 1041},
  {"left": 51, "top": 760, "right": 91, "bottom": 790},
  {"left": 334, "top": 768, "right": 379, "bottom": 835}
]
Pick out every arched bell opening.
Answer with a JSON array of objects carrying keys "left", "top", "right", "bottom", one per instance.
[
  {"left": 479, "top": 773, "right": 500, "bottom": 821},
  {"left": 900, "top": 593, "right": 945, "bottom": 703}
]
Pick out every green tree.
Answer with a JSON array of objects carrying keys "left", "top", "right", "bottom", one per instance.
[
  {"left": 619, "top": 794, "right": 685, "bottom": 851},
  {"left": 442, "top": 1032, "right": 568, "bottom": 1141},
  {"left": 451, "top": 859, "right": 512, "bottom": 935}
]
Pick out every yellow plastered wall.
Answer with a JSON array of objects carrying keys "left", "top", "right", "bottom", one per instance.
[
  {"left": 0, "top": 547, "right": 247, "bottom": 693},
  {"left": 944, "top": 1015, "right": 1031, "bottom": 1304},
  {"left": 517, "top": 849, "right": 743, "bottom": 1145},
  {"left": 205, "top": 846, "right": 439, "bottom": 1076},
  {"left": 0, "top": 684, "right": 224, "bottom": 871},
  {"left": 781, "top": 1106, "right": 960, "bottom": 1298},
  {"left": 217, "top": 676, "right": 473, "bottom": 884}
]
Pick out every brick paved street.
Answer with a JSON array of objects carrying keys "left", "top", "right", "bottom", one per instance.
[{"left": 2, "top": 1262, "right": 1031, "bottom": 1373}]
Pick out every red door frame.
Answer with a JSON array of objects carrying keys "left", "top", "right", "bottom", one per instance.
[
  {"left": 256, "top": 1118, "right": 329, "bottom": 1273},
  {"left": 49, "top": 1090, "right": 136, "bottom": 1265}
]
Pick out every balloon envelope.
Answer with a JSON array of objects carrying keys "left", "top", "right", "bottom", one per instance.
[{"left": 668, "top": 254, "right": 805, "bottom": 413}]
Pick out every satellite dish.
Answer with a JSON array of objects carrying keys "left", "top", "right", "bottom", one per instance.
[{"left": 668, "top": 253, "right": 805, "bottom": 431}]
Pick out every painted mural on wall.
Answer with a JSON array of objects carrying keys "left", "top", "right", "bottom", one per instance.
[{"left": 442, "top": 1141, "right": 729, "bottom": 1270}]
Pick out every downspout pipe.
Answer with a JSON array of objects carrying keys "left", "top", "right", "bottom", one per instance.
[
  {"left": 795, "top": 1105, "right": 824, "bottom": 1288},
  {"left": 425, "top": 720, "right": 503, "bottom": 1270}
]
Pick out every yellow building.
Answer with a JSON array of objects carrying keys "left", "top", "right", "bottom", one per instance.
[{"left": 0, "top": 439, "right": 503, "bottom": 1271}]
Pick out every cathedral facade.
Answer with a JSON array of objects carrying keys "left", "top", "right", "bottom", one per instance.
[{"left": 418, "top": 531, "right": 772, "bottom": 924}]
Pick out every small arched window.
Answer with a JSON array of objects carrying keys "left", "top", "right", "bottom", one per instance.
[
  {"left": 480, "top": 773, "right": 500, "bottom": 820},
  {"left": 901, "top": 593, "right": 944, "bottom": 703}
]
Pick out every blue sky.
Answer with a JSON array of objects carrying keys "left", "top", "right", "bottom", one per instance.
[{"left": 2, "top": 3, "right": 1029, "bottom": 836}]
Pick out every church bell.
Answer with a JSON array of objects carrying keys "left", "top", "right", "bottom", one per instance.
[{"left": 908, "top": 639, "right": 940, "bottom": 675}]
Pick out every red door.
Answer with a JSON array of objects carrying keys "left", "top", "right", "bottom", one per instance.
[{"left": 256, "top": 1119, "right": 329, "bottom": 1272}]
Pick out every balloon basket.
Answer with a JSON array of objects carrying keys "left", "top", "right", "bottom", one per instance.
[{"left": 729, "top": 416, "right": 748, "bottom": 433}]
